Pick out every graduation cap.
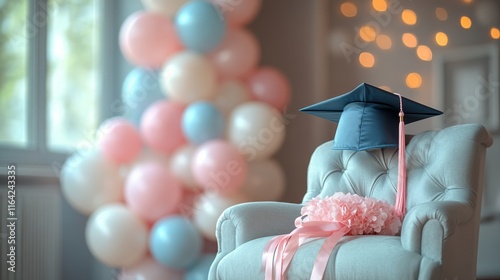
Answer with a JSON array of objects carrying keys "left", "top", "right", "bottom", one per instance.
[
  {"left": 300, "top": 82, "right": 442, "bottom": 217},
  {"left": 300, "top": 83, "right": 442, "bottom": 151}
]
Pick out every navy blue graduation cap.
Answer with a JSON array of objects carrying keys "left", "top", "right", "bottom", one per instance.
[{"left": 300, "top": 83, "right": 442, "bottom": 151}]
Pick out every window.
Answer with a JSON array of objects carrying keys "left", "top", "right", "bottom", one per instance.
[
  {"left": 47, "top": 0, "right": 100, "bottom": 152},
  {"left": 0, "top": 0, "right": 29, "bottom": 148},
  {"left": 0, "top": 0, "right": 124, "bottom": 170}
]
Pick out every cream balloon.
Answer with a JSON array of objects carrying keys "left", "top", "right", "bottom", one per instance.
[
  {"left": 60, "top": 150, "right": 123, "bottom": 215},
  {"left": 141, "top": 0, "right": 189, "bottom": 18},
  {"left": 193, "top": 193, "right": 249, "bottom": 240},
  {"left": 170, "top": 145, "right": 199, "bottom": 189},
  {"left": 85, "top": 204, "right": 149, "bottom": 267},
  {"left": 228, "top": 102, "right": 286, "bottom": 161},
  {"left": 213, "top": 80, "right": 250, "bottom": 116},
  {"left": 242, "top": 159, "right": 285, "bottom": 201},
  {"left": 161, "top": 51, "right": 217, "bottom": 104}
]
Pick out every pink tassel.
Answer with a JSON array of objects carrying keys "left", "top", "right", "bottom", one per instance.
[{"left": 394, "top": 94, "right": 407, "bottom": 218}]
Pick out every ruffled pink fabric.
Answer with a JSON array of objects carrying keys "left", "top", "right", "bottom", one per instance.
[
  {"left": 263, "top": 192, "right": 402, "bottom": 280},
  {"left": 301, "top": 192, "right": 401, "bottom": 236}
]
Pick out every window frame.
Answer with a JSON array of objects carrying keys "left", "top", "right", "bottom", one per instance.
[{"left": 0, "top": 0, "right": 135, "bottom": 177}]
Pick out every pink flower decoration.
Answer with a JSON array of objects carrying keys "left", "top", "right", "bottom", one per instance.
[{"left": 300, "top": 192, "right": 401, "bottom": 236}]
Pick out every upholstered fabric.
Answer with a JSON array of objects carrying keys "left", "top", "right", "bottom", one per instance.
[{"left": 209, "top": 124, "right": 493, "bottom": 280}]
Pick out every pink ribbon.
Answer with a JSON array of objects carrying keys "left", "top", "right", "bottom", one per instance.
[{"left": 263, "top": 216, "right": 349, "bottom": 280}]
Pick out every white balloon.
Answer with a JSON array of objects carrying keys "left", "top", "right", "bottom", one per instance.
[
  {"left": 228, "top": 101, "right": 286, "bottom": 161},
  {"left": 85, "top": 204, "right": 149, "bottom": 267},
  {"left": 170, "top": 145, "right": 199, "bottom": 189},
  {"left": 213, "top": 80, "right": 250, "bottom": 116},
  {"left": 242, "top": 159, "right": 285, "bottom": 201},
  {"left": 161, "top": 51, "right": 217, "bottom": 104},
  {"left": 61, "top": 150, "right": 123, "bottom": 215},
  {"left": 193, "top": 193, "right": 249, "bottom": 240},
  {"left": 141, "top": 0, "right": 189, "bottom": 18}
]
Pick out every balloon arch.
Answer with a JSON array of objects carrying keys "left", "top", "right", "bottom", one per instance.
[{"left": 61, "top": 0, "right": 291, "bottom": 278}]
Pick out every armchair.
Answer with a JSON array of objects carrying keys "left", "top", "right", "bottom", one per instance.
[{"left": 209, "top": 124, "right": 493, "bottom": 280}]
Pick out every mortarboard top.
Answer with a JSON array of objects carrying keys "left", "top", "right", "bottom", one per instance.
[{"left": 300, "top": 83, "right": 443, "bottom": 151}]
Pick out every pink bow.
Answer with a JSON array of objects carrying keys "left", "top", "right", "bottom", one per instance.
[{"left": 262, "top": 216, "right": 349, "bottom": 280}]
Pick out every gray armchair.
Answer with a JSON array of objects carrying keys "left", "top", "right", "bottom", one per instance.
[{"left": 209, "top": 124, "right": 493, "bottom": 280}]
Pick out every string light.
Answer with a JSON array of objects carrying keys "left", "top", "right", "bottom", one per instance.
[
  {"left": 416, "top": 45, "right": 432, "bottom": 61},
  {"left": 372, "top": 0, "right": 387, "bottom": 12},
  {"left": 406, "top": 73, "right": 422, "bottom": 89},
  {"left": 376, "top": 34, "right": 392, "bottom": 50},
  {"left": 359, "top": 25, "right": 377, "bottom": 42},
  {"left": 402, "top": 33, "right": 418, "bottom": 48},
  {"left": 340, "top": 2, "right": 357, "bottom": 17},
  {"left": 460, "top": 16, "right": 472, "bottom": 29},
  {"left": 435, "top": 7, "right": 448, "bottom": 21},
  {"left": 359, "top": 52, "right": 375, "bottom": 68},
  {"left": 491, "top": 27, "right": 500, "bottom": 39},
  {"left": 435, "top": 32, "right": 448, "bottom": 46},
  {"left": 402, "top": 9, "right": 417, "bottom": 25}
]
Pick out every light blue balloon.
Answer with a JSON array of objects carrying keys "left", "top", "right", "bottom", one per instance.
[
  {"left": 150, "top": 216, "right": 203, "bottom": 269},
  {"left": 175, "top": 0, "right": 226, "bottom": 53},
  {"left": 185, "top": 254, "right": 217, "bottom": 280},
  {"left": 182, "top": 101, "right": 225, "bottom": 145},
  {"left": 121, "top": 68, "right": 165, "bottom": 126}
]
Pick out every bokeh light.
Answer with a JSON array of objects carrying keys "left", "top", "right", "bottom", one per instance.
[
  {"left": 376, "top": 34, "right": 392, "bottom": 50},
  {"left": 491, "top": 27, "right": 500, "bottom": 39},
  {"left": 379, "top": 86, "right": 392, "bottom": 92},
  {"left": 402, "top": 33, "right": 418, "bottom": 48},
  {"left": 341, "top": 2, "right": 358, "bottom": 17},
  {"left": 436, "top": 7, "right": 448, "bottom": 21},
  {"left": 463, "top": 0, "right": 473, "bottom": 3},
  {"left": 435, "top": 32, "right": 448, "bottom": 46},
  {"left": 359, "top": 52, "right": 375, "bottom": 68},
  {"left": 402, "top": 9, "right": 417, "bottom": 25},
  {"left": 406, "top": 73, "right": 422, "bottom": 89},
  {"left": 359, "top": 25, "right": 377, "bottom": 42},
  {"left": 372, "top": 0, "right": 387, "bottom": 12},
  {"left": 416, "top": 45, "right": 432, "bottom": 61},
  {"left": 460, "top": 16, "right": 472, "bottom": 29}
]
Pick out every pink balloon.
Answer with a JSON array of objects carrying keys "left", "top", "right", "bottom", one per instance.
[
  {"left": 192, "top": 140, "right": 248, "bottom": 194},
  {"left": 99, "top": 118, "right": 142, "bottom": 164},
  {"left": 209, "top": 28, "right": 260, "bottom": 78},
  {"left": 247, "top": 67, "right": 291, "bottom": 111},
  {"left": 119, "top": 11, "right": 182, "bottom": 68},
  {"left": 141, "top": 100, "right": 187, "bottom": 154},
  {"left": 121, "top": 257, "right": 183, "bottom": 280},
  {"left": 212, "top": 0, "right": 262, "bottom": 27},
  {"left": 125, "top": 163, "right": 183, "bottom": 222}
]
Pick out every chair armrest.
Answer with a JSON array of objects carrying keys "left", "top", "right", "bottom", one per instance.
[
  {"left": 215, "top": 201, "right": 302, "bottom": 253},
  {"left": 401, "top": 201, "right": 473, "bottom": 259}
]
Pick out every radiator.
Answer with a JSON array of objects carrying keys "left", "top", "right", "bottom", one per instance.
[{"left": 1, "top": 186, "right": 61, "bottom": 280}]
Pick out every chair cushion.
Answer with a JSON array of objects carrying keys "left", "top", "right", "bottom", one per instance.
[{"left": 217, "top": 235, "right": 427, "bottom": 280}]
